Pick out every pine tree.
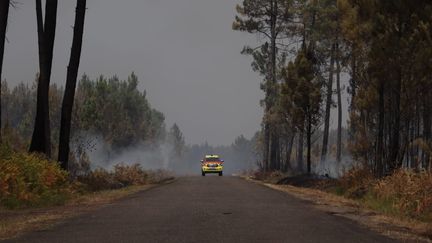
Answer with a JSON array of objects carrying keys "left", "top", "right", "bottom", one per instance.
[
  {"left": 281, "top": 47, "right": 322, "bottom": 174},
  {"left": 29, "top": 0, "right": 58, "bottom": 157},
  {"left": 168, "top": 123, "right": 185, "bottom": 158},
  {"left": 58, "top": 0, "right": 87, "bottom": 170},
  {"left": 0, "top": 0, "right": 10, "bottom": 142},
  {"left": 233, "top": 0, "right": 294, "bottom": 171}
]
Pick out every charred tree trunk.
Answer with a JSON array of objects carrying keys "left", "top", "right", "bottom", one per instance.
[
  {"left": 336, "top": 42, "right": 342, "bottom": 163},
  {"left": 0, "top": 0, "right": 10, "bottom": 142},
  {"left": 285, "top": 131, "right": 295, "bottom": 171},
  {"left": 349, "top": 46, "right": 357, "bottom": 111},
  {"left": 58, "top": 0, "right": 86, "bottom": 170},
  {"left": 389, "top": 68, "right": 402, "bottom": 171},
  {"left": 321, "top": 43, "right": 336, "bottom": 163},
  {"left": 423, "top": 97, "right": 431, "bottom": 169},
  {"left": 376, "top": 82, "right": 385, "bottom": 177},
  {"left": 297, "top": 127, "right": 304, "bottom": 172},
  {"left": 268, "top": 0, "right": 280, "bottom": 171},
  {"left": 348, "top": 45, "right": 357, "bottom": 141},
  {"left": 306, "top": 113, "right": 312, "bottom": 174},
  {"left": 263, "top": 122, "right": 270, "bottom": 171},
  {"left": 29, "top": 0, "right": 58, "bottom": 157}
]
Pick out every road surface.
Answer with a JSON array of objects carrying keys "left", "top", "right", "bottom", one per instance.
[{"left": 6, "top": 176, "right": 396, "bottom": 243}]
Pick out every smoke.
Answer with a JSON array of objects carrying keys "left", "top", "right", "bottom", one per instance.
[
  {"left": 313, "top": 156, "right": 357, "bottom": 178},
  {"left": 73, "top": 134, "right": 258, "bottom": 176},
  {"left": 72, "top": 134, "right": 173, "bottom": 171},
  {"left": 76, "top": 132, "right": 353, "bottom": 178}
]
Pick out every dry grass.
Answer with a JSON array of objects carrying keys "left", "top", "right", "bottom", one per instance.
[
  {"left": 338, "top": 166, "right": 376, "bottom": 199},
  {"left": 245, "top": 176, "right": 432, "bottom": 242},
  {"left": 0, "top": 152, "right": 70, "bottom": 209},
  {"left": 77, "top": 164, "right": 175, "bottom": 192},
  {"left": 373, "top": 169, "right": 432, "bottom": 221},
  {"left": 0, "top": 184, "right": 155, "bottom": 240}
]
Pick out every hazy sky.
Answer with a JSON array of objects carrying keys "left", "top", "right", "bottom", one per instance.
[{"left": 3, "top": 0, "right": 347, "bottom": 146}]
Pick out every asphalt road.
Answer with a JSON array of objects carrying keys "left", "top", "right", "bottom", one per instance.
[{"left": 6, "top": 176, "right": 396, "bottom": 243}]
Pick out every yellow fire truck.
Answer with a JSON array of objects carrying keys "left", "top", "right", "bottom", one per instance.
[{"left": 201, "top": 154, "right": 224, "bottom": 176}]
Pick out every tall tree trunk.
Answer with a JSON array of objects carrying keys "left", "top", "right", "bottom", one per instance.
[
  {"left": 348, "top": 45, "right": 357, "bottom": 141},
  {"left": 268, "top": 0, "right": 279, "bottom": 171},
  {"left": 297, "top": 128, "right": 304, "bottom": 172},
  {"left": 58, "top": 0, "right": 86, "bottom": 170},
  {"left": 389, "top": 67, "right": 402, "bottom": 171},
  {"left": 349, "top": 45, "right": 357, "bottom": 111},
  {"left": 29, "top": 0, "right": 57, "bottom": 157},
  {"left": 307, "top": 113, "right": 312, "bottom": 174},
  {"left": 376, "top": 82, "right": 385, "bottom": 177},
  {"left": 262, "top": 0, "right": 277, "bottom": 172},
  {"left": 285, "top": 131, "right": 295, "bottom": 171},
  {"left": 321, "top": 43, "right": 336, "bottom": 163},
  {"left": 263, "top": 122, "right": 270, "bottom": 171},
  {"left": 0, "top": 0, "right": 10, "bottom": 142},
  {"left": 423, "top": 97, "right": 431, "bottom": 169},
  {"left": 336, "top": 42, "right": 342, "bottom": 163}
]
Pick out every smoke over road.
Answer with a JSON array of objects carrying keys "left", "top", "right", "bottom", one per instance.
[{"left": 77, "top": 134, "right": 258, "bottom": 176}]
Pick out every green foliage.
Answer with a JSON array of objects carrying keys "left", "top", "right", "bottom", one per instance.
[
  {"left": 167, "top": 123, "right": 185, "bottom": 158},
  {"left": 74, "top": 73, "right": 166, "bottom": 150},
  {"left": 1, "top": 72, "right": 166, "bottom": 157},
  {"left": 233, "top": 0, "right": 298, "bottom": 171},
  {"left": 281, "top": 49, "right": 322, "bottom": 131},
  {"left": 1, "top": 80, "right": 37, "bottom": 143},
  {"left": 342, "top": 0, "right": 432, "bottom": 173}
]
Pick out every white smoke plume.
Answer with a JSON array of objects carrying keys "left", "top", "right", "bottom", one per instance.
[{"left": 313, "top": 156, "right": 357, "bottom": 178}]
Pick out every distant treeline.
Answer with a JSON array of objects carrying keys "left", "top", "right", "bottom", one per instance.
[
  {"left": 1, "top": 73, "right": 259, "bottom": 173},
  {"left": 1, "top": 73, "right": 164, "bottom": 153}
]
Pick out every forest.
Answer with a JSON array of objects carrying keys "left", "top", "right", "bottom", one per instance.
[
  {"left": 0, "top": 0, "right": 253, "bottom": 210},
  {"left": 1, "top": 75, "right": 257, "bottom": 174},
  {"left": 1, "top": 0, "right": 432, "bottom": 228},
  {"left": 230, "top": 0, "right": 432, "bottom": 224},
  {"left": 233, "top": 0, "right": 432, "bottom": 177}
]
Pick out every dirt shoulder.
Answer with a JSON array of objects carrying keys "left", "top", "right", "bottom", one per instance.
[
  {"left": 0, "top": 179, "right": 174, "bottom": 241},
  {"left": 244, "top": 176, "right": 432, "bottom": 243}
]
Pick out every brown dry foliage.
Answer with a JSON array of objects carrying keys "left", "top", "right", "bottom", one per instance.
[
  {"left": 113, "top": 164, "right": 148, "bottom": 186},
  {"left": 374, "top": 169, "right": 432, "bottom": 220},
  {"left": 146, "top": 169, "right": 174, "bottom": 184},
  {"left": 0, "top": 151, "right": 70, "bottom": 208},
  {"left": 252, "top": 171, "right": 288, "bottom": 183},
  {"left": 78, "top": 168, "right": 121, "bottom": 191},
  {"left": 78, "top": 164, "right": 172, "bottom": 192},
  {"left": 338, "top": 166, "right": 376, "bottom": 199}
]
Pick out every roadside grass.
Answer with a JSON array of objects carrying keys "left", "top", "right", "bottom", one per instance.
[
  {"left": 0, "top": 150, "right": 71, "bottom": 210},
  {"left": 245, "top": 169, "right": 432, "bottom": 242},
  {"left": 0, "top": 144, "right": 174, "bottom": 210},
  {"left": 0, "top": 184, "right": 158, "bottom": 240},
  {"left": 0, "top": 145, "right": 175, "bottom": 240}
]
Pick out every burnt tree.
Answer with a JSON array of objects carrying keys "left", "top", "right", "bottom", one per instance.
[
  {"left": 0, "top": 0, "right": 10, "bottom": 141},
  {"left": 29, "top": 0, "right": 58, "bottom": 157},
  {"left": 58, "top": 0, "right": 87, "bottom": 170}
]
